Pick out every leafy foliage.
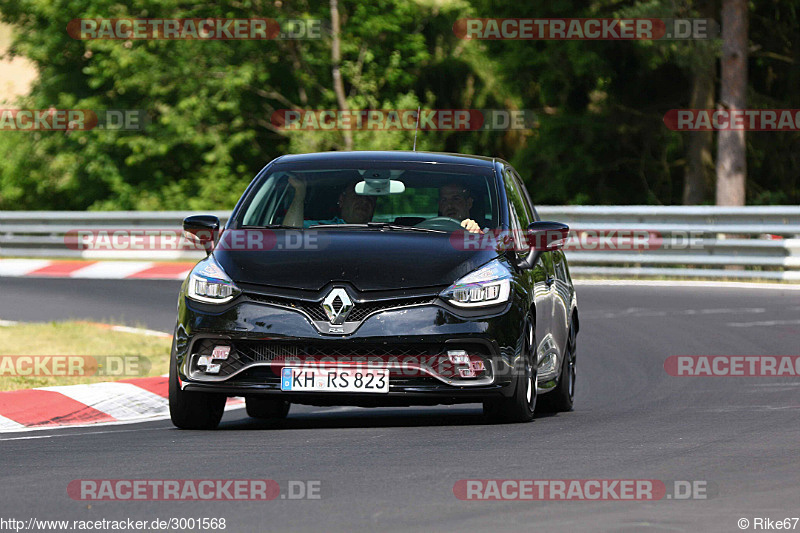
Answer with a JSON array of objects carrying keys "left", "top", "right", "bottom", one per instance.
[{"left": 0, "top": 0, "right": 797, "bottom": 209}]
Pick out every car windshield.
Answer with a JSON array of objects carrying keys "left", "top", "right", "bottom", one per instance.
[{"left": 238, "top": 162, "right": 499, "bottom": 231}]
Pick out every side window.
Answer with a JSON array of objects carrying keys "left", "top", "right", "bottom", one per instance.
[
  {"left": 504, "top": 167, "right": 532, "bottom": 253},
  {"left": 242, "top": 174, "right": 280, "bottom": 226},
  {"left": 508, "top": 168, "right": 535, "bottom": 226},
  {"left": 503, "top": 168, "right": 532, "bottom": 229},
  {"left": 506, "top": 201, "right": 528, "bottom": 253},
  {"left": 510, "top": 168, "right": 538, "bottom": 221},
  {"left": 555, "top": 252, "right": 567, "bottom": 278}
]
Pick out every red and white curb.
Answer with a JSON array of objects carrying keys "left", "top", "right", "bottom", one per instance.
[
  {"left": 0, "top": 376, "right": 243, "bottom": 433},
  {"left": 77, "top": 322, "right": 173, "bottom": 338},
  {"left": 0, "top": 259, "right": 195, "bottom": 280}
]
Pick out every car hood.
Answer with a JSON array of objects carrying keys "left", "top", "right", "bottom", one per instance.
[{"left": 214, "top": 230, "right": 499, "bottom": 292}]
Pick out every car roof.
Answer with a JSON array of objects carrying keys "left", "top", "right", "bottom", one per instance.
[{"left": 273, "top": 150, "right": 500, "bottom": 168}]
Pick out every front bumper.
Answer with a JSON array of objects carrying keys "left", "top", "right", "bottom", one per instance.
[{"left": 174, "top": 292, "right": 526, "bottom": 406}]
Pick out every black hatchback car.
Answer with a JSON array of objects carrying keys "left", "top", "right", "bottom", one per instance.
[{"left": 170, "top": 151, "right": 579, "bottom": 429}]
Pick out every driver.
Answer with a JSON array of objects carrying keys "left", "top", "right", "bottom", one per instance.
[
  {"left": 438, "top": 182, "right": 483, "bottom": 234},
  {"left": 283, "top": 175, "right": 376, "bottom": 227}
]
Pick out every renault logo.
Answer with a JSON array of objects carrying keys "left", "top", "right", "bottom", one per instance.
[{"left": 322, "top": 288, "right": 353, "bottom": 325}]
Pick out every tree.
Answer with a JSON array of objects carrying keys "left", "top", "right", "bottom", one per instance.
[
  {"left": 329, "top": 0, "right": 352, "bottom": 151},
  {"left": 682, "top": 0, "right": 717, "bottom": 205},
  {"left": 0, "top": 0, "right": 517, "bottom": 209},
  {"left": 715, "top": 0, "right": 747, "bottom": 206}
]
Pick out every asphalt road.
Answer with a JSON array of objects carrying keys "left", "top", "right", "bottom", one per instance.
[
  {"left": 0, "top": 278, "right": 180, "bottom": 331},
  {"left": 1, "top": 279, "right": 799, "bottom": 533}
]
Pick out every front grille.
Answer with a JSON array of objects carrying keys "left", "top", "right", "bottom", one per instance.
[
  {"left": 234, "top": 340, "right": 439, "bottom": 361},
  {"left": 241, "top": 342, "right": 301, "bottom": 361},
  {"left": 189, "top": 338, "right": 492, "bottom": 382},
  {"left": 247, "top": 293, "right": 434, "bottom": 323},
  {"left": 346, "top": 298, "right": 433, "bottom": 321},
  {"left": 298, "top": 303, "right": 328, "bottom": 321}
]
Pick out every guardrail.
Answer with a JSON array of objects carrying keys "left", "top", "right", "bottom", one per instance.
[
  {"left": 536, "top": 206, "right": 800, "bottom": 280},
  {"left": 1, "top": 207, "right": 799, "bottom": 280},
  {"left": 0, "top": 211, "right": 230, "bottom": 260}
]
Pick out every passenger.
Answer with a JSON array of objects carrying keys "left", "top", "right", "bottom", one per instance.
[{"left": 283, "top": 176, "right": 376, "bottom": 227}]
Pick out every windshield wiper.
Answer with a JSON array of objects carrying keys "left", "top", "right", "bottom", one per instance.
[
  {"left": 370, "top": 222, "right": 445, "bottom": 233},
  {"left": 307, "top": 222, "right": 444, "bottom": 233},
  {"left": 241, "top": 224, "right": 301, "bottom": 230}
]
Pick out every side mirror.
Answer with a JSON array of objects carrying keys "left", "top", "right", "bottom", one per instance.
[
  {"left": 517, "top": 221, "right": 570, "bottom": 269},
  {"left": 526, "top": 221, "right": 570, "bottom": 251},
  {"left": 183, "top": 215, "right": 220, "bottom": 256}
]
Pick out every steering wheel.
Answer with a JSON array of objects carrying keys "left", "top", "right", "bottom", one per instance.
[{"left": 414, "top": 216, "right": 465, "bottom": 231}]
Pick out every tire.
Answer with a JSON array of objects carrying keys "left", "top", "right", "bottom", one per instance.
[
  {"left": 245, "top": 396, "right": 291, "bottom": 419},
  {"left": 483, "top": 318, "right": 536, "bottom": 423},
  {"left": 169, "top": 354, "right": 226, "bottom": 430},
  {"left": 537, "top": 318, "right": 577, "bottom": 413}
]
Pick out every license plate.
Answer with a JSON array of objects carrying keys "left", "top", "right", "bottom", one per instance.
[{"left": 280, "top": 367, "right": 389, "bottom": 393}]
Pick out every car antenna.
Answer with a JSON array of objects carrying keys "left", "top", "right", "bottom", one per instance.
[{"left": 412, "top": 106, "right": 420, "bottom": 151}]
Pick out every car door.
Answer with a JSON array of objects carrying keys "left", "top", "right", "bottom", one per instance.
[
  {"left": 502, "top": 166, "right": 555, "bottom": 357},
  {"left": 507, "top": 166, "right": 568, "bottom": 358}
]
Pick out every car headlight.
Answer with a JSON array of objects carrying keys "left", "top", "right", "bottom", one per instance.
[
  {"left": 440, "top": 259, "right": 512, "bottom": 308},
  {"left": 186, "top": 255, "right": 241, "bottom": 304}
]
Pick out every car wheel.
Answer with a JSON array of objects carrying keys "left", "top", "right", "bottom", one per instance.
[
  {"left": 483, "top": 318, "right": 536, "bottom": 423},
  {"left": 169, "top": 354, "right": 226, "bottom": 430},
  {"left": 245, "top": 396, "right": 291, "bottom": 419},
  {"left": 537, "top": 318, "right": 576, "bottom": 413}
]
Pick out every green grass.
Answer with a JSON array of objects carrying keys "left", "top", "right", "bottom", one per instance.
[{"left": 0, "top": 321, "right": 172, "bottom": 391}]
